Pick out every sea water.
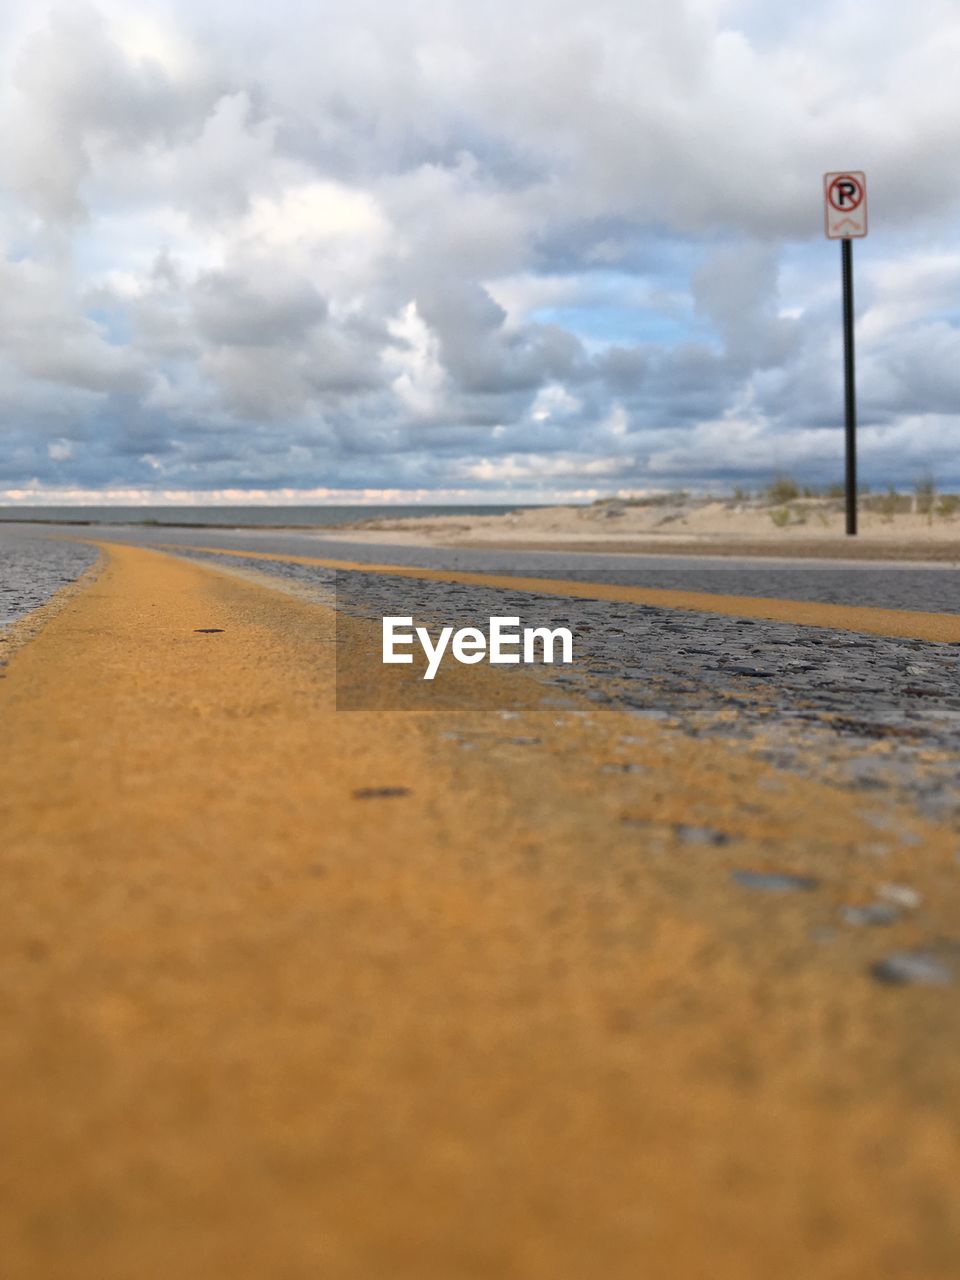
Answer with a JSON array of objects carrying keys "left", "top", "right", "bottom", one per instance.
[{"left": 0, "top": 503, "right": 535, "bottom": 528}]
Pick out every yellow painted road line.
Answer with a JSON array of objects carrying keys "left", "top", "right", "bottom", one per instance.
[
  {"left": 136, "top": 541, "right": 960, "bottom": 644},
  {"left": 4, "top": 544, "right": 960, "bottom": 1278}
]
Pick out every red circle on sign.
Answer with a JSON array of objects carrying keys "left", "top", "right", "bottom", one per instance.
[{"left": 828, "top": 175, "right": 864, "bottom": 212}]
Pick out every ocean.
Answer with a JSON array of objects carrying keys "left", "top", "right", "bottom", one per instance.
[{"left": 0, "top": 504, "right": 538, "bottom": 528}]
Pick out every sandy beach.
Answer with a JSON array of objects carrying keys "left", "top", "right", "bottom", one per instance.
[{"left": 339, "top": 495, "right": 960, "bottom": 562}]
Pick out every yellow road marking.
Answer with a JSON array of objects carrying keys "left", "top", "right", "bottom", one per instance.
[
  {"left": 4, "top": 543, "right": 960, "bottom": 1277},
  {"left": 128, "top": 541, "right": 960, "bottom": 644}
]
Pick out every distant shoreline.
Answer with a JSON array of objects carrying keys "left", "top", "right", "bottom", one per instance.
[
  {"left": 0, "top": 516, "right": 350, "bottom": 530},
  {"left": 0, "top": 502, "right": 539, "bottom": 531},
  {"left": 4, "top": 494, "right": 960, "bottom": 562}
]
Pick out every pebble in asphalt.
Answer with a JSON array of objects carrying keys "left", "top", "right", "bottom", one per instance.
[
  {"left": 870, "top": 952, "right": 954, "bottom": 986},
  {"left": 731, "top": 869, "right": 821, "bottom": 893},
  {"left": 841, "top": 902, "right": 903, "bottom": 927}
]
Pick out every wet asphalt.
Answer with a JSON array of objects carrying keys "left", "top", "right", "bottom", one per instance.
[
  {"left": 0, "top": 528, "right": 99, "bottom": 629},
  {"left": 2, "top": 523, "right": 957, "bottom": 830},
  {"left": 158, "top": 546, "right": 960, "bottom": 831},
  {"left": 5, "top": 520, "right": 958, "bottom": 612}
]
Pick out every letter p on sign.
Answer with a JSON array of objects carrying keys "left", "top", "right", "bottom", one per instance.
[{"left": 824, "top": 171, "right": 868, "bottom": 239}]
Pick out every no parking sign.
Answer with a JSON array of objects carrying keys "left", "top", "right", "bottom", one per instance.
[
  {"left": 823, "top": 169, "right": 867, "bottom": 535},
  {"left": 824, "top": 171, "right": 868, "bottom": 239}
]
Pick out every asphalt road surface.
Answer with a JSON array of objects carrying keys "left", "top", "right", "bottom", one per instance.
[{"left": 2, "top": 527, "right": 960, "bottom": 1279}]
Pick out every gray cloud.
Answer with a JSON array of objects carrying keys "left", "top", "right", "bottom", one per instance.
[
  {"left": 2, "top": 0, "right": 960, "bottom": 501},
  {"left": 7, "top": 4, "right": 225, "bottom": 221}
]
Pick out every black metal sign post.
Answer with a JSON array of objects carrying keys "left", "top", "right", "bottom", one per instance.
[
  {"left": 823, "top": 170, "right": 867, "bottom": 537},
  {"left": 841, "top": 237, "right": 857, "bottom": 536}
]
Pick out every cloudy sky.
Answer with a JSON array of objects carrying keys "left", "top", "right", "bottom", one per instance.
[{"left": 1, "top": 0, "right": 959, "bottom": 505}]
